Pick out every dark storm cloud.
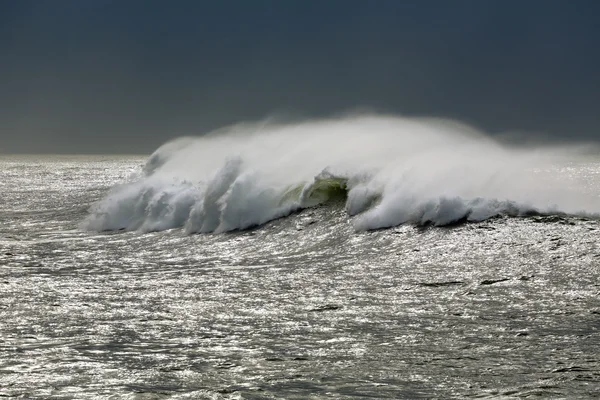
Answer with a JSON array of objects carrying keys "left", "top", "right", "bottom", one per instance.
[{"left": 1, "top": 0, "right": 599, "bottom": 153}]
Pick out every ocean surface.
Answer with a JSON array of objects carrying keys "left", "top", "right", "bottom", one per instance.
[{"left": 2, "top": 116, "right": 600, "bottom": 399}]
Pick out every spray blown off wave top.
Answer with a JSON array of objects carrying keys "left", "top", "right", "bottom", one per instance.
[{"left": 82, "top": 115, "right": 600, "bottom": 233}]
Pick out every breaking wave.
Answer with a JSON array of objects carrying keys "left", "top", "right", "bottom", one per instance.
[{"left": 82, "top": 114, "right": 600, "bottom": 233}]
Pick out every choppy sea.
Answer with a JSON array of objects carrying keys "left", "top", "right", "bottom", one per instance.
[{"left": 2, "top": 116, "right": 600, "bottom": 399}]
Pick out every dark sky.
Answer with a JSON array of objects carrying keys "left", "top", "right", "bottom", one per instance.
[{"left": 1, "top": 0, "right": 599, "bottom": 153}]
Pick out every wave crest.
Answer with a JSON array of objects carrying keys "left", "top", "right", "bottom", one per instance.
[{"left": 82, "top": 114, "right": 600, "bottom": 233}]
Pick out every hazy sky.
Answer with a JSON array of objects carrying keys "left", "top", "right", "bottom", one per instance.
[{"left": 1, "top": 0, "right": 599, "bottom": 153}]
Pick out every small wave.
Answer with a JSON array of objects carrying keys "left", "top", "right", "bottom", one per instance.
[{"left": 82, "top": 114, "right": 600, "bottom": 233}]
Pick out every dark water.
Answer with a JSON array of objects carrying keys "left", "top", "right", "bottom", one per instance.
[{"left": 1, "top": 156, "right": 599, "bottom": 399}]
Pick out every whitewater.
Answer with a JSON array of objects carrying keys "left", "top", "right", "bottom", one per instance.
[
  {"left": 2, "top": 114, "right": 600, "bottom": 399},
  {"left": 83, "top": 115, "right": 600, "bottom": 234}
]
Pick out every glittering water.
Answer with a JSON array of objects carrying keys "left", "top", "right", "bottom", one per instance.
[{"left": 1, "top": 155, "right": 600, "bottom": 399}]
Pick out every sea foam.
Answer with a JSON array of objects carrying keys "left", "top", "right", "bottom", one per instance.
[{"left": 82, "top": 114, "right": 600, "bottom": 233}]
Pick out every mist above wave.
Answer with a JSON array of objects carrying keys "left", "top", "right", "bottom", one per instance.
[{"left": 82, "top": 114, "right": 600, "bottom": 233}]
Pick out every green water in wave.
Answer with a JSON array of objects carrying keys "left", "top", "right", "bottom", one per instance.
[{"left": 280, "top": 176, "right": 348, "bottom": 206}]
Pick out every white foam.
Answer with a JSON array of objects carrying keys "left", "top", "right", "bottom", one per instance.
[{"left": 81, "top": 114, "right": 600, "bottom": 233}]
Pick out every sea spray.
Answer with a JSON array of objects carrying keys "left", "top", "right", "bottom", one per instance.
[{"left": 82, "top": 114, "right": 600, "bottom": 233}]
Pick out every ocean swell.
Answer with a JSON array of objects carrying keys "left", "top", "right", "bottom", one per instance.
[{"left": 82, "top": 115, "right": 600, "bottom": 233}]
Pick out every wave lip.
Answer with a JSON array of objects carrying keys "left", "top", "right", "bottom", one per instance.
[{"left": 81, "top": 114, "right": 600, "bottom": 233}]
